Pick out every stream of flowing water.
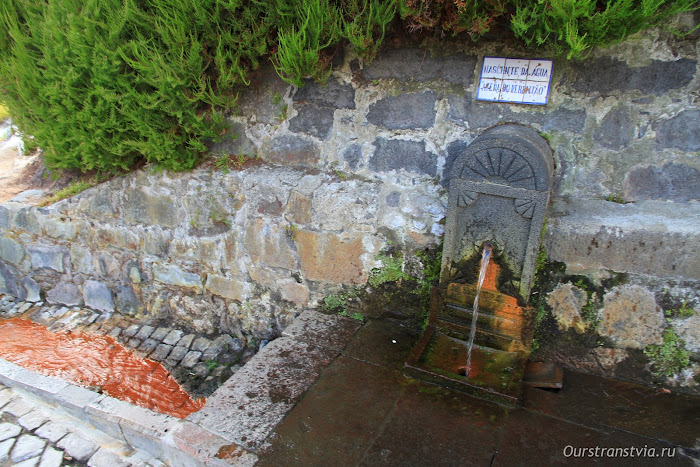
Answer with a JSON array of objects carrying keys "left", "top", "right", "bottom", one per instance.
[{"left": 464, "top": 243, "right": 493, "bottom": 379}]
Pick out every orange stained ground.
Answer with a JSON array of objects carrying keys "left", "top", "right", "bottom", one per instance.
[{"left": 0, "top": 318, "right": 204, "bottom": 418}]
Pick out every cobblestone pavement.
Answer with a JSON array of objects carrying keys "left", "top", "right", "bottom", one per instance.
[
  {"left": 0, "top": 294, "right": 258, "bottom": 397},
  {"left": 0, "top": 382, "right": 163, "bottom": 466}
]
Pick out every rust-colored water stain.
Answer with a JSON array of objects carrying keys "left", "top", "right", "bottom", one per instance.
[{"left": 0, "top": 318, "right": 204, "bottom": 418}]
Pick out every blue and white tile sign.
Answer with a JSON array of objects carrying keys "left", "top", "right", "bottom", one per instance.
[{"left": 476, "top": 57, "right": 553, "bottom": 105}]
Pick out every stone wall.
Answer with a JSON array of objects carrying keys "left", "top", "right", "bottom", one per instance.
[{"left": 1, "top": 23, "right": 699, "bottom": 388}]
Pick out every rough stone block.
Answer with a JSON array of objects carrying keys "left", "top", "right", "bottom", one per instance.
[
  {"left": 279, "top": 280, "right": 309, "bottom": 307},
  {"left": 293, "top": 78, "right": 355, "bottom": 109},
  {"left": 363, "top": 47, "right": 477, "bottom": 86},
  {"left": 624, "top": 162, "right": 700, "bottom": 202},
  {"left": 150, "top": 344, "right": 172, "bottom": 361},
  {"left": 162, "top": 330, "right": 184, "bottom": 346},
  {"left": 366, "top": 92, "right": 436, "bottom": 130},
  {"left": 0, "top": 423, "right": 21, "bottom": 442},
  {"left": 600, "top": 285, "right": 664, "bottom": 349},
  {"left": 18, "top": 277, "right": 40, "bottom": 302},
  {"left": 546, "top": 283, "right": 588, "bottom": 333},
  {"left": 27, "top": 245, "right": 68, "bottom": 272},
  {"left": 46, "top": 282, "right": 82, "bottom": 307},
  {"left": 34, "top": 421, "right": 71, "bottom": 443},
  {"left": 135, "top": 325, "right": 155, "bottom": 340},
  {"left": 114, "top": 285, "right": 141, "bottom": 315},
  {"left": 83, "top": 280, "right": 115, "bottom": 313},
  {"left": 152, "top": 264, "right": 202, "bottom": 292},
  {"left": 265, "top": 135, "right": 320, "bottom": 168},
  {"left": 123, "top": 188, "right": 179, "bottom": 228},
  {"left": 10, "top": 434, "right": 45, "bottom": 463},
  {"left": 17, "top": 411, "right": 48, "bottom": 432},
  {"left": 39, "top": 447, "right": 64, "bottom": 467},
  {"left": 341, "top": 144, "right": 363, "bottom": 170},
  {"left": 370, "top": 138, "right": 437, "bottom": 176},
  {"left": 285, "top": 190, "right": 312, "bottom": 225},
  {"left": 545, "top": 199, "right": 700, "bottom": 281},
  {"left": 187, "top": 336, "right": 338, "bottom": 450},
  {"left": 282, "top": 310, "right": 362, "bottom": 351},
  {"left": 571, "top": 57, "right": 696, "bottom": 95},
  {"left": 289, "top": 103, "right": 335, "bottom": 139},
  {"left": 0, "top": 439, "right": 13, "bottom": 463},
  {"left": 167, "top": 346, "right": 187, "bottom": 362},
  {"left": 295, "top": 230, "right": 367, "bottom": 285},
  {"left": 654, "top": 109, "right": 700, "bottom": 151},
  {"left": 0, "top": 236, "right": 25, "bottom": 266},
  {"left": 118, "top": 405, "right": 179, "bottom": 460},
  {"left": 0, "top": 260, "right": 19, "bottom": 297},
  {"left": 191, "top": 337, "right": 211, "bottom": 353},
  {"left": 150, "top": 327, "right": 171, "bottom": 341},
  {"left": 594, "top": 106, "right": 635, "bottom": 150},
  {"left": 181, "top": 351, "right": 202, "bottom": 368},
  {"left": 57, "top": 432, "right": 99, "bottom": 462},
  {"left": 243, "top": 219, "right": 296, "bottom": 270},
  {"left": 205, "top": 275, "right": 248, "bottom": 301}
]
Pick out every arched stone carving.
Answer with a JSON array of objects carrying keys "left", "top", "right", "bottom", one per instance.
[{"left": 441, "top": 125, "right": 554, "bottom": 301}]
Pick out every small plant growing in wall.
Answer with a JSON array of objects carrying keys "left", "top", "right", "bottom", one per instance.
[
  {"left": 644, "top": 328, "right": 691, "bottom": 378},
  {"left": 368, "top": 254, "right": 410, "bottom": 287}
]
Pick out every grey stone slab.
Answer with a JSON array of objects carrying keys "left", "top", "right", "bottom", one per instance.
[
  {"left": 87, "top": 448, "right": 130, "bottom": 467},
  {"left": 370, "top": 138, "right": 437, "bottom": 176},
  {"left": 83, "top": 280, "right": 115, "bottom": 313},
  {"left": 366, "top": 92, "right": 436, "bottom": 130},
  {"left": 0, "top": 387, "right": 18, "bottom": 409},
  {"left": 6, "top": 365, "right": 70, "bottom": 400},
  {"left": 150, "top": 344, "right": 173, "bottom": 361},
  {"left": 123, "top": 188, "right": 179, "bottom": 228},
  {"left": 3, "top": 396, "right": 35, "bottom": 417},
  {"left": 282, "top": 310, "right": 362, "bottom": 351},
  {"left": 265, "top": 135, "right": 320, "bottom": 169},
  {"left": 624, "top": 162, "right": 700, "bottom": 202},
  {"left": 546, "top": 198, "right": 700, "bottom": 281},
  {"left": 118, "top": 405, "right": 179, "bottom": 460},
  {"left": 150, "top": 327, "right": 171, "bottom": 341},
  {"left": 83, "top": 397, "right": 130, "bottom": 443},
  {"left": 571, "top": 57, "right": 696, "bottom": 95},
  {"left": 293, "top": 78, "right": 355, "bottom": 109},
  {"left": 0, "top": 259, "right": 19, "bottom": 297},
  {"left": 162, "top": 330, "right": 184, "bottom": 346},
  {"left": 34, "top": 421, "right": 70, "bottom": 444},
  {"left": 289, "top": 102, "right": 335, "bottom": 139},
  {"left": 26, "top": 245, "right": 68, "bottom": 272},
  {"left": 52, "top": 384, "right": 102, "bottom": 420},
  {"left": 13, "top": 455, "right": 41, "bottom": 466},
  {"left": 0, "top": 422, "right": 21, "bottom": 441},
  {"left": 654, "top": 109, "right": 700, "bottom": 152},
  {"left": 46, "top": 281, "right": 82, "bottom": 307},
  {"left": 127, "top": 338, "right": 141, "bottom": 349},
  {"left": 341, "top": 144, "right": 363, "bottom": 169},
  {"left": 188, "top": 336, "right": 339, "bottom": 450},
  {"left": 38, "top": 446, "right": 63, "bottom": 467},
  {"left": 363, "top": 47, "right": 477, "bottom": 86},
  {"left": 191, "top": 337, "right": 211, "bottom": 352},
  {"left": 594, "top": 106, "right": 634, "bottom": 150},
  {"left": 11, "top": 434, "right": 45, "bottom": 463},
  {"left": 167, "top": 346, "right": 188, "bottom": 362},
  {"left": 114, "top": 285, "right": 141, "bottom": 315},
  {"left": 57, "top": 432, "right": 98, "bottom": 462},
  {"left": 181, "top": 351, "right": 202, "bottom": 369},
  {"left": 17, "top": 411, "right": 48, "bottom": 431},
  {"left": 138, "top": 338, "right": 159, "bottom": 355},
  {"left": 0, "top": 235, "right": 25, "bottom": 266},
  {"left": 0, "top": 438, "right": 14, "bottom": 463},
  {"left": 152, "top": 264, "right": 202, "bottom": 292},
  {"left": 122, "top": 324, "right": 140, "bottom": 337}
]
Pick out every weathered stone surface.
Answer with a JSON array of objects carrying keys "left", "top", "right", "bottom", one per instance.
[
  {"left": 27, "top": 245, "right": 67, "bottom": 272},
  {"left": 546, "top": 283, "right": 589, "bottom": 333},
  {"left": 546, "top": 199, "right": 700, "bottom": 280},
  {"left": 205, "top": 274, "right": 248, "bottom": 301},
  {"left": 167, "top": 296, "right": 218, "bottom": 334},
  {"left": 83, "top": 280, "right": 115, "bottom": 313},
  {"left": 295, "top": 230, "right": 367, "bottom": 284},
  {"left": 123, "top": 189, "right": 179, "bottom": 228},
  {"left": 600, "top": 285, "right": 664, "bottom": 349},
  {"left": 243, "top": 218, "right": 296, "bottom": 270},
  {"left": 39, "top": 447, "right": 64, "bottom": 467},
  {"left": 282, "top": 310, "right": 362, "bottom": 351},
  {"left": 163, "top": 329, "right": 184, "bottom": 346},
  {"left": 10, "top": 434, "right": 45, "bottom": 463},
  {"left": 370, "top": 138, "right": 437, "bottom": 176},
  {"left": 285, "top": 190, "right": 312, "bottom": 224},
  {"left": 265, "top": 135, "right": 320, "bottom": 168},
  {"left": 236, "top": 64, "right": 291, "bottom": 124},
  {"left": 366, "top": 92, "right": 436, "bottom": 130},
  {"left": 673, "top": 314, "right": 700, "bottom": 352},
  {"left": 595, "top": 106, "right": 635, "bottom": 150},
  {"left": 363, "top": 47, "right": 477, "bottom": 85},
  {"left": 0, "top": 236, "right": 25, "bottom": 266},
  {"left": 0, "top": 439, "right": 12, "bottom": 464},
  {"left": 210, "top": 122, "right": 256, "bottom": 156},
  {"left": 114, "top": 285, "right": 141, "bottom": 315},
  {"left": 57, "top": 432, "right": 98, "bottom": 462},
  {"left": 18, "top": 277, "right": 40, "bottom": 302},
  {"left": 279, "top": 280, "right": 309, "bottom": 307},
  {"left": 624, "top": 162, "right": 700, "bottom": 202},
  {"left": 188, "top": 336, "right": 338, "bottom": 450},
  {"left": 311, "top": 181, "right": 378, "bottom": 231},
  {"left": 341, "top": 144, "right": 363, "bottom": 169},
  {"left": 293, "top": 78, "right": 355, "bottom": 109},
  {"left": 571, "top": 57, "right": 697, "bottom": 95},
  {"left": 654, "top": 110, "right": 700, "bottom": 151},
  {"left": 289, "top": 103, "right": 334, "bottom": 140},
  {"left": 181, "top": 351, "right": 202, "bottom": 368},
  {"left": 0, "top": 260, "right": 19, "bottom": 297},
  {"left": 0, "top": 423, "right": 21, "bottom": 442},
  {"left": 153, "top": 264, "right": 202, "bottom": 291},
  {"left": 46, "top": 281, "right": 82, "bottom": 307},
  {"left": 447, "top": 96, "right": 586, "bottom": 133}
]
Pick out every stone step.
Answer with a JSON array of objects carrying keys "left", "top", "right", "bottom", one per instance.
[
  {"left": 436, "top": 316, "right": 529, "bottom": 353},
  {"left": 442, "top": 303, "right": 529, "bottom": 341}
]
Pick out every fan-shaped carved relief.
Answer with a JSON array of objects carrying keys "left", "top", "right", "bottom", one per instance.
[
  {"left": 458, "top": 191, "right": 478, "bottom": 207},
  {"left": 460, "top": 148, "right": 536, "bottom": 190},
  {"left": 514, "top": 198, "right": 535, "bottom": 219}
]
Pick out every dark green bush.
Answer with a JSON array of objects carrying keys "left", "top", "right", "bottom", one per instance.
[{"left": 0, "top": 0, "right": 697, "bottom": 174}]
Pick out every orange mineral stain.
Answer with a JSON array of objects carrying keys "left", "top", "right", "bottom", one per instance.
[{"left": 0, "top": 318, "right": 204, "bottom": 418}]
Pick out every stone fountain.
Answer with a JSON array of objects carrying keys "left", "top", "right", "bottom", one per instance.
[{"left": 405, "top": 124, "right": 553, "bottom": 406}]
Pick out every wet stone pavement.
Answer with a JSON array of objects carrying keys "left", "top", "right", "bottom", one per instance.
[
  {"left": 0, "top": 383, "right": 162, "bottom": 466},
  {"left": 0, "top": 294, "right": 258, "bottom": 398},
  {"left": 258, "top": 319, "right": 700, "bottom": 466}
]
